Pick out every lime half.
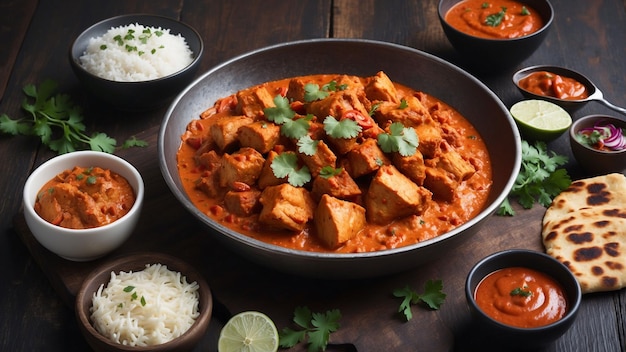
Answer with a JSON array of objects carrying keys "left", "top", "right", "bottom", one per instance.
[
  {"left": 218, "top": 311, "right": 279, "bottom": 352},
  {"left": 510, "top": 99, "right": 572, "bottom": 141}
]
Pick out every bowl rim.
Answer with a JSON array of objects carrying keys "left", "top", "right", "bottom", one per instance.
[
  {"left": 465, "top": 248, "right": 582, "bottom": 331},
  {"left": 569, "top": 114, "right": 626, "bottom": 154},
  {"left": 22, "top": 150, "right": 145, "bottom": 234},
  {"left": 437, "top": 0, "right": 555, "bottom": 42},
  {"left": 75, "top": 251, "right": 213, "bottom": 350},
  {"left": 158, "top": 37, "right": 522, "bottom": 262},
  {"left": 69, "top": 13, "right": 204, "bottom": 84}
]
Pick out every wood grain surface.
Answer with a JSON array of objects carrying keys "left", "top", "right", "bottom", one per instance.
[{"left": 1, "top": 0, "right": 625, "bottom": 351}]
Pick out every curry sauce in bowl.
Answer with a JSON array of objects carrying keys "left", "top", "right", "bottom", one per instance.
[{"left": 23, "top": 151, "right": 144, "bottom": 261}]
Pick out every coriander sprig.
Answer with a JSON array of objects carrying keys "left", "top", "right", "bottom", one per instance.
[
  {"left": 279, "top": 306, "right": 341, "bottom": 352},
  {"left": 0, "top": 79, "right": 147, "bottom": 154},
  {"left": 393, "top": 280, "right": 446, "bottom": 321},
  {"left": 497, "top": 140, "right": 571, "bottom": 216}
]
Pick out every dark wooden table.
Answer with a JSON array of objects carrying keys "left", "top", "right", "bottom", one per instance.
[{"left": 1, "top": 0, "right": 625, "bottom": 351}]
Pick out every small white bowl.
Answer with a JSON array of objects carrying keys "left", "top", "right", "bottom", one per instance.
[{"left": 23, "top": 151, "right": 144, "bottom": 261}]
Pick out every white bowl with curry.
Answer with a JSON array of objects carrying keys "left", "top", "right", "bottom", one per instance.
[{"left": 23, "top": 151, "right": 144, "bottom": 261}]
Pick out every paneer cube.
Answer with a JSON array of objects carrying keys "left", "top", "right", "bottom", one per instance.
[
  {"left": 219, "top": 147, "right": 265, "bottom": 188},
  {"left": 365, "top": 71, "right": 400, "bottom": 104},
  {"left": 224, "top": 189, "right": 262, "bottom": 216},
  {"left": 345, "top": 138, "right": 389, "bottom": 178},
  {"left": 236, "top": 84, "right": 276, "bottom": 118},
  {"left": 298, "top": 140, "right": 337, "bottom": 177},
  {"left": 258, "top": 184, "right": 315, "bottom": 232},
  {"left": 314, "top": 194, "right": 366, "bottom": 248},
  {"left": 237, "top": 121, "right": 281, "bottom": 154},
  {"left": 424, "top": 166, "right": 457, "bottom": 202},
  {"left": 392, "top": 150, "right": 426, "bottom": 186},
  {"left": 365, "top": 165, "right": 432, "bottom": 224},
  {"left": 435, "top": 143, "right": 476, "bottom": 182},
  {"left": 311, "top": 168, "right": 362, "bottom": 202},
  {"left": 210, "top": 115, "right": 254, "bottom": 151}
]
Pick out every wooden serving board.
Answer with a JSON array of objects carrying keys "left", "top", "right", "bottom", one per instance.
[{"left": 14, "top": 194, "right": 548, "bottom": 351}]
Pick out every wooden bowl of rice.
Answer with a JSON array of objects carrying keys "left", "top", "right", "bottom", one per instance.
[
  {"left": 75, "top": 252, "right": 212, "bottom": 352},
  {"left": 69, "top": 14, "right": 203, "bottom": 111}
]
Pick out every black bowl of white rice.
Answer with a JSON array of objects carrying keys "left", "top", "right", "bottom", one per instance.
[{"left": 69, "top": 14, "right": 203, "bottom": 111}]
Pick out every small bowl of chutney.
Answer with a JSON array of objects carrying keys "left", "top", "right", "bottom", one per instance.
[{"left": 465, "top": 249, "right": 581, "bottom": 350}]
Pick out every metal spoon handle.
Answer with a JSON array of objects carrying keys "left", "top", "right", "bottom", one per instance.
[{"left": 598, "top": 98, "right": 626, "bottom": 116}]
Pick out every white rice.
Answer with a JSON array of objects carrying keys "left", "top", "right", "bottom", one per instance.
[
  {"left": 90, "top": 263, "right": 200, "bottom": 347},
  {"left": 79, "top": 23, "right": 194, "bottom": 82}
]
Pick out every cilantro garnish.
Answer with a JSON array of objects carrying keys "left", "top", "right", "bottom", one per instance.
[
  {"left": 510, "top": 286, "right": 532, "bottom": 297},
  {"left": 393, "top": 280, "right": 446, "bottom": 322},
  {"left": 279, "top": 306, "right": 341, "bottom": 352},
  {"left": 319, "top": 166, "right": 343, "bottom": 179},
  {"left": 398, "top": 98, "right": 408, "bottom": 109},
  {"left": 0, "top": 80, "right": 147, "bottom": 154},
  {"left": 297, "top": 135, "right": 319, "bottom": 156},
  {"left": 304, "top": 83, "right": 330, "bottom": 103},
  {"left": 485, "top": 6, "right": 507, "bottom": 26},
  {"left": 264, "top": 95, "right": 296, "bottom": 124},
  {"left": 323, "top": 115, "right": 361, "bottom": 139},
  {"left": 377, "top": 122, "right": 419, "bottom": 156},
  {"left": 271, "top": 152, "right": 311, "bottom": 187},
  {"left": 497, "top": 140, "right": 571, "bottom": 216},
  {"left": 521, "top": 6, "right": 530, "bottom": 15}
]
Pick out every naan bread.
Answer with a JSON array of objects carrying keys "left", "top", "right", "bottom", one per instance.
[{"left": 542, "top": 173, "right": 626, "bottom": 294}]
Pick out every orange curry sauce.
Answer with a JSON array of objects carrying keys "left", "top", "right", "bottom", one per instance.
[
  {"left": 474, "top": 267, "right": 568, "bottom": 328},
  {"left": 445, "top": 0, "right": 544, "bottom": 39},
  {"left": 177, "top": 74, "right": 492, "bottom": 253},
  {"left": 519, "top": 71, "right": 589, "bottom": 100}
]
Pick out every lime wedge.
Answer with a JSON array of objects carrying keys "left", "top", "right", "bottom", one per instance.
[
  {"left": 218, "top": 311, "right": 279, "bottom": 352},
  {"left": 510, "top": 99, "right": 572, "bottom": 141}
]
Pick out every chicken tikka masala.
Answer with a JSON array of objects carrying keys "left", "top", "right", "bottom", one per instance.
[{"left": 177, "top": 71, "right": 492, "bottom": 253}]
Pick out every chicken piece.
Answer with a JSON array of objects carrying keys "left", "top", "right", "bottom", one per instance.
[
  {"left": 308, "top": 89, "right": 369, "bottom": 122},
  {"left": 195, "top": 170, "right": 222, "bottom": 198},
  {"left": 435, "top": 143, "right": 476, "bottom": 182},
  {"left": 210, "top": 115, "right": 254, "bottom": 151},
  {"left": 285, "top": 77, "right": 309, "bottom": 102},
  {"left": 237, "top": 121, "right": 281, "bottom": 154},
  {"left": 345, "top": 138, "right": 389, "bottom": 178},
  {"left": 314, "top": 194, "right": 366, "bottom": 248},
  {"left": 258, "top": 184, "right": 315, "bottom": 232},
  {"left": 311, "top": 168, "right": 362, "bottom": 202},
  {"left": 219, "top": 147, "right": 265, "bottom": 188},
  {"left": 257, "top": 150, "right": 287, "bottom": 189},
  {"left": 392, "top": 150, "right": 426, "bottom": 185},
  {"left": 365, "top": 165, "right": 432, "bottom": 224},
  {"left": 373, "top": 95, "right": 431, "bottom": 128},
  {"left": 194, "top": 149, "right": 222, "bottom": 172},
  {"left": 224, "top": 189, "right": 262, "bottom": 216},
  {"left": 236, "top": 84, "right": 276, "bottom": 119},
  {"left": 298, "top": 140, "right": 337, "bottom": 177},
  {"left": 365, "top": 71, "right": 400, "bottom": 104},
  {"left": 424, "top": 166, "right": 457, "bottom": 202}
]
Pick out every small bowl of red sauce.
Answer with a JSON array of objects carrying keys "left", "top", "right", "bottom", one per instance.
[
  {"left": 569, "top": 114, "right": 626, "bottom": 175},
  {"left": 438, "top": 0, "right": 554, "bottom": 70},
  {"left": 465, "top": 249, "right": 581, "bottom": 349}
]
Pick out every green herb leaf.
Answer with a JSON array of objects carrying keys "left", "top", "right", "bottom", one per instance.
[
  {"left": 393, "top": 280, "right": 446, "bottom": 322},
  {"left": 377, "top": 122, "right": 419, "bottom": 156},
  {"left": 323, "top": 115, "right": 361, "bottom": 139},
  {"left": 122, "top": 135, "right": 149, "bottom": 149},
  {"left": 123, "top": 285, "right": 135, "bottom": 293},
  {"left": 297, "top": 135, "right": 319, "bottom": 156},
  {"left": 0, "top": 80, "right": 148, "bottom": 154},
  {"left": 511, "top": 286, "right": 533, "bottom": 297},
  {"left": 271, "top": 152, "right": 311, "bottom": 187},
  {"left": 279, "top": 306, "right": 341, "bottom": 352},
  {"left": 304, "top": 83, "right": 330, "bottom": 103},
  {"left": 521, "top": 6, "right": 530, "bottom": 15},
  {"left": 485, "top": 6, "right": 507, "bottom": 26},
  {"left": 497, "top": 140, "right": 571, "bottom": 216},
  {"left": 264, "top": 95, "right": 296, "bottom": 124},
  {"left": 319, "top": 166, "right": 343, "bottom": 179}
]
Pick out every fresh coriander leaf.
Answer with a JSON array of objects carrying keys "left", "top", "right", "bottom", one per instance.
[
  {"left": 304, "top": 83, "right": 330, "bottom": 102},
  {"left": 281, "top": 116, "right": 311, "bottom": 139},
  {"left": 297, "top": 135, "right": 319, "bottom": 156},
  {"left": 393, "top": 280, "right": 446, "bottom": 322},
  {"left": 323, "top": 116, "right": 361, "bottom": 139},
  {"left": 0, "top": 114, "right": 30, "bottom": 135},
  {"left": 521, "top": 6, "right": 530, "bottom": 15},
  {"left": 279, "top": 306, "right": 341, "bottom": 352},
  {"left": 271, "top": 152, "right": 311, "bottom": 187},
  {"left": 377, "top": 122, "right": 418, "bottom": 156},
  {"left": 122, "top": 136, "right": 149, "bottom": 149},
  {"left": 398, "top": 98, "right": 408, "bottom": 109},
  {"left": 485, "top": 6, "right": 507, "bottom": 26},
  {"left": 369, "top": 102, "right": 381, "bottom": 116},
  {"left": 264, "top": 95, "right": 296, "bottom": 124},
  {"left": 319, "top": 166, "right": 343, "bottom": 179},
  {"left": 89, "top": 132, "right": 117, "bottom": 153}
]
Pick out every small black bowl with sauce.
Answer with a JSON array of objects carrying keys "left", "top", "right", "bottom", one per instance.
[{"left": 513, "top": 65, "right": 626, "bottom": 115}]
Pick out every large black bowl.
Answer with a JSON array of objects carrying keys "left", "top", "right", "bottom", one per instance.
[
  {"left": 69, "top": 14, "right": 203, "bottom": 111},
  {"left": 159, "top": 39, "right": 521, "bottom": 279}
]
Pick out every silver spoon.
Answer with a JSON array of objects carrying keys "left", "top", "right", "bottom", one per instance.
[{"left": 512, "top": 65, "right": 626, "bottom": 116}]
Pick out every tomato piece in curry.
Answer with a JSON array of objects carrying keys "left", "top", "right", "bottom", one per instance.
[{"left": 176, "top": 72, "right": 493, "bottom": 253}]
